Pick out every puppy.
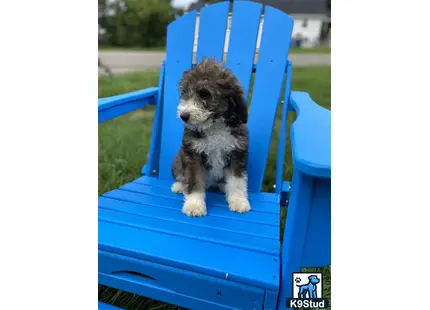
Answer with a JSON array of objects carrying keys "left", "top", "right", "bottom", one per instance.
[{"left": 171, "top": 58, "right": 251, "bottom": 217}]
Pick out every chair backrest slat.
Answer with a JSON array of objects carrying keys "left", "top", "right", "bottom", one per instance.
[
  {"left": 225, "top": 1, "right": 263, "bottom": 99},
  {"left": 195, "top": 2, "right": 230, "bottom": 63},
  {"left": 158, "top": 11, "right": 196, "bottom": 180},
  {"left": 245, "top": 5, "right": 293, "bottom": 192}
]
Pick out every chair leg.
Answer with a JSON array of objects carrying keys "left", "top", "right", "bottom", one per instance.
[{"left": 277, "top": 171, "right": 314, "bottom": 310}]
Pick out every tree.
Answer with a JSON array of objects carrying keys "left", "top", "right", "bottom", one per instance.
[{"left": 98, "top": 0, "right": 177, "bottom": 48}]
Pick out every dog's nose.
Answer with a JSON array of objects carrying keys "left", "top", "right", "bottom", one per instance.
[{"left": 180, "top": 112, "right": 190, "bottom": 122}]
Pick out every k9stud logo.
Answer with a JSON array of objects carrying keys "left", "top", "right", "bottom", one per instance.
[{"left": 285, "top": 272, "right": 329, "bottom": 309}]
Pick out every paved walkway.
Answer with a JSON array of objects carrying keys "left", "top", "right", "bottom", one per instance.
[{"left": 99, "top": 51, "right": 330, "bottom": 75}]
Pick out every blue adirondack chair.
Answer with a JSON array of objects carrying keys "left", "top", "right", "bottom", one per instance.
[{"left": 98, "top": 1, "right": 331, "bottom": 310}]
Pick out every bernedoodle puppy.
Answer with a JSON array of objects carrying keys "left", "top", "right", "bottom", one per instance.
[{"left": 171, "top": 58, "right": 251, "bottom": 217}]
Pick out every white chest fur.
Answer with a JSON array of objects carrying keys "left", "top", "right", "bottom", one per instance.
[{"left": 191, "top": 123, "right": 238, "bottom": 188}]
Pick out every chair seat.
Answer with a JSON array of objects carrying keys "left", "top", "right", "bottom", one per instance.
[{"left": 98, "top": 176, "right": 281, "bottom": 290}]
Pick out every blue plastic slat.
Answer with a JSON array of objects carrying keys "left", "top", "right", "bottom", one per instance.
[
  {"left": 100, "top": 272, "right": 241, "bottom": 310},
  {"left": 98, "top": 88, "right": 158, "bottom": 123},
  {"left": 278, "top": 171, "right": 314, "bottom": 307},
  {"left": 264, "top": 290, "right": 279, "bottom": 310},
  {"left": 98, "top": 220, "right": 280, "bottom": 290},
  {"left": 196, "top": 1, "right": 230, "bottom": 63},
  {"left": 99, "top": 195, "right": 278, "bottom": 239},
  {"left": 123, "top": 183, "right": 279, "bottom": 219},
  {"left": 191, "top": 61, "right": 292, "bottom": 74},
  {"left": 159, "top": 11, "right": 197, "bottom": 180},
  {"left": 99, "top": 251, "right": 265, "bottom": 310},
  {"left": 301, "top": 177, "right": 331, "bottom": 267},
  {"left": 101, "top": 189, "right": 280, "bottom": 229},
  {"left": 289, "top": 91, "right": 331, "bottom": 178},
  {"left": 99, "top": 207, "right": 279, "bottom": 255},
  {"left": 98, "top": 302, "right": 122, "bottom": 310},
  {"left": 246, "top": 6, "right": 294, "bottom": 192},
  {"left": 127, "top": 180, "right": 279, "bottom": 214},
  {"left": 134, "top": 176, "right": 281, "bottom": 204},
  {"left": 145, "top": 61, "right": 166, "bottom": 176},
  {"left": 225, "top": 1, "right": 262, "bottom": 98},
  {"left": 275, "top": 61, "right": 293, "bottom": 193}
]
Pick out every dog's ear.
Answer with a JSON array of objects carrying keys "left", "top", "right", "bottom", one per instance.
[
  {"left": 227, "top": 85, "right": 248, "bottom": 126},
  {"left": 215, "top": 68, "right": 248, "bottom": 125}
]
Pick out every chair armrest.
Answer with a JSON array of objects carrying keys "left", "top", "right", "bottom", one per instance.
[
  {"left": 289, "top": 91, "right": 331, "bottom": 178},
  {"left": 98, "top": 87, "right": 158, "bottom": 123}
]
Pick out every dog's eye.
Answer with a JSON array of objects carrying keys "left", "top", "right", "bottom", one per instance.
[
  {"left": 180, "top": 87, "right": 189, "bottom": 96},
  {"left": 198, "top": 88, "right": 211, "bottom": 99}
]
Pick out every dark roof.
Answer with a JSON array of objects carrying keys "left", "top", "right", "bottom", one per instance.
[
  {"left": 264, "top": 0, "right": 328, "bottom": 14},
  {"left": 187, "top": 1, "right": 213, "bottom": 12},
  {"left": 188, "top": 0, "right": 329, "bottom": 15}
]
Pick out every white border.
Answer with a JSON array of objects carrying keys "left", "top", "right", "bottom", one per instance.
[
  {"left": 1, "top": 0, "right": 430, "bottom": 309},
  {"left": 0, "top": 1, "right": 96, "bottom": 309},
  {"left": 333, "top": 0, "right": 430, "bottom": 308}
]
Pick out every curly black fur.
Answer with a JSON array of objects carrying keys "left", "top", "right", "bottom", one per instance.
[{"left": 172, "top": 58, "right": 249, "bottom": 197}]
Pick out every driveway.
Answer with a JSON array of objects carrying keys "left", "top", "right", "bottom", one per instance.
[{"left": 99, "top": 51, "right": 330, "bottom": 75}]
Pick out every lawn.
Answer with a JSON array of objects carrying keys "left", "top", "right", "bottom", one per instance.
[
  {"left": 289, "top": 46, "right": 330, "bottom": 54},
  {"left": 98, "top": 45, "right": 330, "bottom": 54},
  {"left": 99, "top": 66, "right": 331, "bottom": 309}
]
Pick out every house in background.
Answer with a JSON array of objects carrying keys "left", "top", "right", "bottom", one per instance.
[
  {"left": 188, "top": 0, "right": 330, "bottom": 49},
  {"left": 265, "top": 0, "right": 330, "bottom": 48}
]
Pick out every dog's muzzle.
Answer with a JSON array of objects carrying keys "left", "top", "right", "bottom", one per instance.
[{"left": 179, "top": 112, "right": 190, "bottom": 122}]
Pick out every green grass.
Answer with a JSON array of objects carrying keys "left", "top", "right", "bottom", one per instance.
[
  {"left": 98, "top": 45, "right": 330, "bottom": 54},
  {"left": 99, "top": 66, "right": 331, "bottom": 309},
  {"left": 289, "top": 46, "right": 331, "bottom": 54}
]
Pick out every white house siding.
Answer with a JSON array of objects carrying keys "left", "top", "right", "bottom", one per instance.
[{"left": 290, "top": 16, "right": 324, "bottom": 48}]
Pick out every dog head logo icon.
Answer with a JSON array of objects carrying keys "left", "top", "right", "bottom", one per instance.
[{"left": 293, "top": 273, "right": 322, "bottom": 299}]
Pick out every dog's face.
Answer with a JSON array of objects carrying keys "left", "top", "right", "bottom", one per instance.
[
  {"left": 308, "top": 275, "right": 320, "bottom": 284},
  {"left": 177, "top": 58, "right": 248, "bottom": 130}
]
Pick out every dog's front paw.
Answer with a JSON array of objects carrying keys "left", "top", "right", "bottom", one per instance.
[
  {"left": 171, "top": 182, "right": 184, "bottom": 194},
  {"left": 182, "top": 196, "right": 207, "bottom": 217},
  {"left": 228, "top": 197, "right": 251, "bottom": 213}
]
